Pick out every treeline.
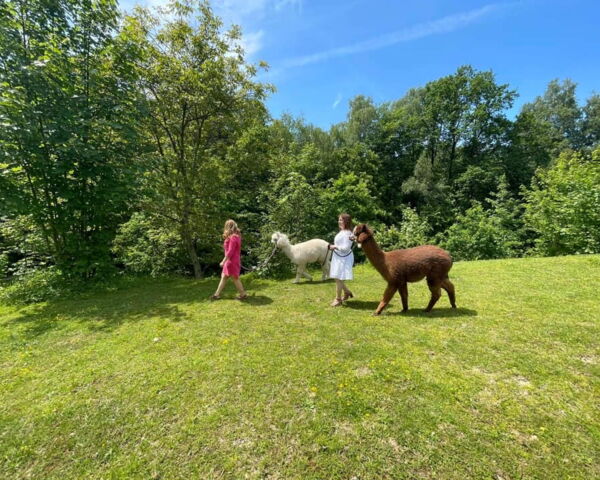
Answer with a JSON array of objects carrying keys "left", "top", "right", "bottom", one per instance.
[{"left": 1, "top": 0, "right": 599, "bottom": 296}]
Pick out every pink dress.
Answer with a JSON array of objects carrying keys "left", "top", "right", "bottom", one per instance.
[{"left": 223, "top": 234, "right": 241, "bottom": 278}]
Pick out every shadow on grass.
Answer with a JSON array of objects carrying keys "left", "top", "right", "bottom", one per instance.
[
  {"left": 241, "top": 294, "right": 273, "bottom": 306},
  {"left": 4, "top": 275, "right": 271, "bottom": 337},
  {"left": 344, "top": 300, "right": 477, "bottom": 318}
]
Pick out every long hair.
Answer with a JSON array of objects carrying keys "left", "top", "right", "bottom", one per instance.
[
  {"left": 222, "top": 219, "right": 241, "bottom": 239},
  {"left": 339, "top": 213, "right": 353, "bottom": 230}
]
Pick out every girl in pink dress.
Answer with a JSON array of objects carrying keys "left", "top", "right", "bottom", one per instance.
[{"left": 211, "top": 219, "right": 248, "bottom": 300}]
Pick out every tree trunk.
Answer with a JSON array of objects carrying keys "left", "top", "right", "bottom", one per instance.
[{"left": 182, "top": 227, "right": 202, "bottom": 279}]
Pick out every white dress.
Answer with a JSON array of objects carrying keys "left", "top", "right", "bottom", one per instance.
[{"left": 329, "top": 229, "right": 354, "bottom": 280}]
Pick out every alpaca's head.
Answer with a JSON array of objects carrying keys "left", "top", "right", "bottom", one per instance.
[
  {"left": 271, "top": 232, "right": 290, "bottom": 249},
  {"left": 352, "top": 224, "right": 373, "bottom": 247}
]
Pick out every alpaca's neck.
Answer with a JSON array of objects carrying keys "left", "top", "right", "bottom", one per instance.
[
  {"left": 361, "top": 237, "right": 389, "bottom": 278},
  {"left": 280, "top": 242, "right": 294, "bottom": 259}
]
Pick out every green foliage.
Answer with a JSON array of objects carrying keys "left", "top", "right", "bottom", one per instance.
[
  {"left": 373, "top": 207, "right": 431, "bottom": 251},
  {"left": 0, "top": 0, "right": 144, "bottom": 277},
  {"left": 442, "top": 177, "right": 524, "bottom": 260},
  {"left": 0, "top": 267, "right": 65, "bottom": 304},
  {"left": 128, "top": 1, "right": 272, "bottom": 278},
  {"left": 0, "top": 216, "right": 52, "bottom": 277},
  {"left": 523, "top": 149, "right": 600, "bottom": 255},
  {"left": 522, "top": 79, "right": 583, "bottom": 151},
  {"left": 321, "top": 173, "right": 382, "bottom": 234},
  {"left": 112, "top": 213, "right": 188, "bottom": 276}
]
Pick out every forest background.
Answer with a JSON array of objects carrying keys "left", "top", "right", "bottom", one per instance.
[{"left": 1, "top": 0, "right": 599, "bottom": 302}]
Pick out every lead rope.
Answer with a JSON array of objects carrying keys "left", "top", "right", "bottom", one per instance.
[
  {"left": 240, "top": 243, "right": 280, "bottom": 273},
  {"left": 330, "top": 240, "right": 356, "bottom": 258}
]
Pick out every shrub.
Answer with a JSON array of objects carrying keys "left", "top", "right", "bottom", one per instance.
[
  {"left": 523, "top": 149, "right": 600, "bottom": 255},
  {"left": 374, "top": 207, "right": 431, "bottom": 250},
  {"left": 112, "top": 213, "right": 188, "bottom": 276},
  {"left": 0, "top": 267, "right": 65, "bottom": 304}
]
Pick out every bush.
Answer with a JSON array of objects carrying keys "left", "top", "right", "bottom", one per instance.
[
  {"left": 523, "top": 149, "right": 600, "bottom": 255},
  {"left": 112, "top": 213, "right": 188, "bottom": 276},
  {"left": 374, "top": 207, "right": 431, "bottom": 250},
  {"left": 0, "top": 267, "right": 66, "bottom": 304}
]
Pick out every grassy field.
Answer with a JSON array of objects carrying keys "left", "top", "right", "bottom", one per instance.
[{"left": 1, "top": 255, "right": 599, "bottom": 479}]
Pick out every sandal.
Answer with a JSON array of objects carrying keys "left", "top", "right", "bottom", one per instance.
[
  {"left": 235, "top": 294, "right": 248, "bottom": 301},
  {"left": 209, "top": 294, "right": 221, "bottom": 301},
  {"left": 342, "top": 291, "right": 354, "bottom": 301},
  {"left": 330, "top": 298, "right": 343, "bottom": 307}
]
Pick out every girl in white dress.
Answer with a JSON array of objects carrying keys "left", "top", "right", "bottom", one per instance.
[{"left": 328, "top": 213, "right": 355, "bottom": 307}]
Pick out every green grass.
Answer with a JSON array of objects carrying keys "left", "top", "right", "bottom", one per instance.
[{"left": 1, "top": 255, "right": 599, "bottom": 479}]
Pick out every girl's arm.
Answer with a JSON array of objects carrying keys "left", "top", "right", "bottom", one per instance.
[{"left": 335, "top": 232, "right": 353, "bottom": 254}]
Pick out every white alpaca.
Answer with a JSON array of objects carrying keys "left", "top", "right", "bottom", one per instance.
[{"left": 271, "top": 232, "right": 331, "bottom": 283}]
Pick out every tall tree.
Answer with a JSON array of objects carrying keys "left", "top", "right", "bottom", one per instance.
[
  {"left": 130, "top": 0, "right": 271, "bottom": 278},
  {"left": 0, "top": 0, "right": 143, "bottom": 276},
  {"left": 582, "top": 94, "right": 600, "bottom": 148},
  {"left": 522, "top": 78, "right": 583, "bottom": 151},
  {"left": 419, "top": 65, "right": 516, "bottom": 183}
]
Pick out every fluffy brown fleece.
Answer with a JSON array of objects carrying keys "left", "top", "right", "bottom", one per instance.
[{"left": 352, "top": 224, "right": 457, "bottom": 315}]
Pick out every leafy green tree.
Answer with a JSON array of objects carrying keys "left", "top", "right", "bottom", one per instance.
[
  {"left": 374, "top": 207, "right": 431, "bottom": 251},
  {"left": 522, "top": 79, "right": 583, "bottom": 151},
  {"left": 523, "top": 149, "right": 600, "bottom": 255},
  {"left": 129, "top": 0, "right": 272, "bottom": 278},
  {"left": 320, "top": 172, "right": 382, "bottom": 235},
  {"left": 442, "top": 176, "right": 524, "bottom": 260},
  {"left": 0, "top": 0, "right": 144, "bottom": 276},
  {"left": 112, "top": 212, "right": 187, "bottom": 276},
  {"left": 419, "top": 65, "right": 516, "bottom": 182},
  {"left": 503, "top": 110, "right": 556, "bottom": 191},
  {"left": 582, "top": 94, "right": 600, "bottom": 148}
]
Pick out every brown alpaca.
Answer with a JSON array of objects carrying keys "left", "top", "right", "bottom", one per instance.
[{"left": 352, "top": 224, "right": 457, "bottom": 315}]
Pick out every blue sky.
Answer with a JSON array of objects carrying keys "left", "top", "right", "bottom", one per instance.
[{"left": 120, "top": 0, "right": 600, "bottom": 129}]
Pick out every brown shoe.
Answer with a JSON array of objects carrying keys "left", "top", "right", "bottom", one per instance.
[
  {"left": 209, "top": 294, "right": 221, "bottom": 301},
  {"left": 235, "top": 293, "right": 248, "bottom": 301},
  {"left": 330, "top": 298, "right": 343, "bottom": 307},
  {"left": 342, "top": 291, "right": 354, "bottom": 301}
]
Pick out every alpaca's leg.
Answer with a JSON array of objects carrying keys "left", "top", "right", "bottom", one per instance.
[
  {"left": 398, "top": 282, "right": 409, "bottom": 311},
  {"left": 321, "top": 260, "right": 329, "bottom": 280},
  {"left": 301, "top": 264, "right": 313, "bottom": 281},
  {"left": 293, "top": 264, "right": 302, "bottom": 283},
  {"left": 374, "top": 284, "right": 398, "bottom": 315},
  {"left": 441, "top": 278, "right": 456, "bottom": 308},
  {"left": 425, "top": 278, "right": 442, "bottom": 312}
]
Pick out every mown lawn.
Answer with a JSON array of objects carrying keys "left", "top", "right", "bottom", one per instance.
[{"left": 1, "top": 255, "right": 599, "bottom": 479}]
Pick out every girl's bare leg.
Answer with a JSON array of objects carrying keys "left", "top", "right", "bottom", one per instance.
[
  {"left": 335, "top": 279, "right": 343, "bottom": 300},
  {"left": 232, "top": 277, "right": 246, "bottom": 297},
  {"left": 214, "top": 274, "right": 229, "bottom": 297}
]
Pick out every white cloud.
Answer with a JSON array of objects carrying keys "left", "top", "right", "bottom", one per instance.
[
  {"left": 213, "top": 0, "right": 302, "bottom": 56},
  {"left": 238, "top": 30, "right": 265, "bottom": 58},
  {"left": 282, "top": 3, "right": 516, "bottom": 69},
  {"left": 332, "top": 93, "right": 343, "bottom": 109},
  {"left": 275, "top": 0, "right": 302, "bottom": 12}
]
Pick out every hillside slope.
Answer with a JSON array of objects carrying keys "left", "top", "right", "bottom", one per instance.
[{"left": 1, "top": 255, "right": 599, "bottom": 479}]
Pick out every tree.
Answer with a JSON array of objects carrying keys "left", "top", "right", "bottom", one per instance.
[
  {"left": 582, "top": 94, "right": 600, "bottom": 148},
  {"left": 522, "top": 79, "right": 583, "bottom": 151},
  {"left": 0, "top": 0, "right": 144, "bottom": 276},
  {"left": 419, "top": 65, "right": 516, "bottom": 183},
  {"left": 129, "top": 1, "right": 272, "bottom": 278},
  {"left": 523, "top": 149, "right": 600, "bottom": 256}
]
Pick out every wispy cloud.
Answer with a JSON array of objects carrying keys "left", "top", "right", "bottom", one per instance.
[
  {"left": 332, "top": 93, "right": 343, "bottom": 109},
  {"left": 237, "top": 30, "right": 265, "bottom": 57},
  {"left": 282, "top": 3, "right": 515, "bottom": 69},
  {"left": 275, "top": 0, "right": 302, "bottom": 12}
]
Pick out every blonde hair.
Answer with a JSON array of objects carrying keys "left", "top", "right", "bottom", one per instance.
[{"left": 222, "top": 219, "right": 241, "bottom": 239}]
